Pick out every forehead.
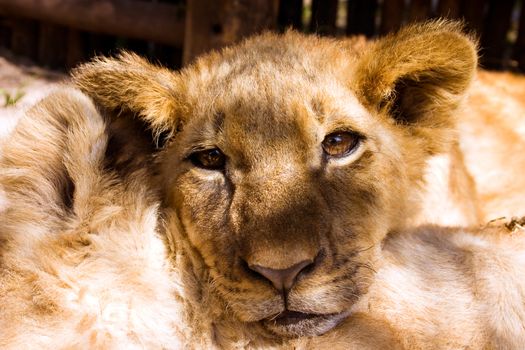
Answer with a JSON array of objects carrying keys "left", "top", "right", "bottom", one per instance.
[
  {"left": 181, "top": 32, "right": 359, "bottom": 112},
  {"left": 178, "top": 33, "right": 371, "bottom": 154}
]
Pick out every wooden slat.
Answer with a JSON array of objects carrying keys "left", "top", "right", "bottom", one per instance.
[
  {"left": 66, "top": 29, "right": 86, "bottom": 69},
  {"left": 347, "top": 0, "right": 378, "bottom": 37},
  {"left": 380, "top": 0, "right": 405, "bottom": 34},
  {"left": 151, "top": 44, "right": 182, "bottom": 70},
  {"left": 481, "top": 0, "right": 517, "bottom": 69},
  {"left": 309, "top": 0, "right": 338, "bottom": 35},
  {"left": 514, "top": 0, "right": 525, "bottom": 70},
  {"left": 183, "top": 0, "right": 279, "bottom": 65},
  {"left": 87, "top": 33, "right": 115, "bottom": 57},
  {"left": 408, "top": 0, "right": 432, "bottom": 23},
  {"left": 0, "top": 0, "right": 185, "bottom": 46},
  {"left": 436, "top": 0, "right": 462, "bottom": 18},
  {"left": 0, "top": 17, "right": 11, "bottom": 48},
  {"left": 462, "top": 0, "right": 487, "bottom": 34},
  {"left": 11, "top": 18, "right": 38, "bottom": 59},
  {"left": 38, "top": 23, "right": 67, "bottom": 68},
  {"left": 278, "top": 0, "right": 303, "bottom": 31}
]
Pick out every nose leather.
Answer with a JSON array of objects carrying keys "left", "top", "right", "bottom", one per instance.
[{"left": 249, "top": 259, "right": 313, "bottom": 292}]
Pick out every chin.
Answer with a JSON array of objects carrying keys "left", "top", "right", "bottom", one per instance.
[{"left": 261, "top": 310, "right": 351, "bottom": 338}]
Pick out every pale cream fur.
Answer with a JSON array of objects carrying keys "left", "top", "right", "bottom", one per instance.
[
  {"left": 459, "top": 70, "right": 525, "bottom": 220},
  {"left": 1, "top": 21, "right": 525, "bottom": 349},
  {"left": 0, "top": 89, "right": 187, "bottom": 348}
]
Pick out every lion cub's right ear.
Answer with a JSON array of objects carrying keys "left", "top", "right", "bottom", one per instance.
[
  {"left": 72, "top": 52, "right": 181, "bottom": 142},
  {"left": 352, "top": 20, "right": 477, "bottom": 154}
]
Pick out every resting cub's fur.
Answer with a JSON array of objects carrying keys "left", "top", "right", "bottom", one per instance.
[{"left": 1, "top": 21, "right": 524, "bottom": 348}]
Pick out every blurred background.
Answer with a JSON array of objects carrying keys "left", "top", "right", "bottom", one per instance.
[{"left": 0, "top": 0, "right": 523, "bottom": 72}]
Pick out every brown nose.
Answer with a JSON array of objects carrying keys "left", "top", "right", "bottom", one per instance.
[{"left": 248, "top": 259, "right": 314, "bottom": 292}]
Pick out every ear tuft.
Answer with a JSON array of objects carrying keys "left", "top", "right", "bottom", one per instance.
[
  {"left": 72, "top": 51, "right": 181, "bottom": 143},
  {"left": 353, "top": 20, "right": 478, "bottom": 129}
]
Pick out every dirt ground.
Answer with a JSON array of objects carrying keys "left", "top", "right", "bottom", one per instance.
[{"left": 0, "top": 50, "right": 67, "bottom": 139}]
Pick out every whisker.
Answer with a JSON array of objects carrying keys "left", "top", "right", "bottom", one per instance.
[
  {"left": 268, "top": 310, "right": 284, "bottom": 321},
  {"left": 355, "top": 262, "right": 377, "bottom": 274},
  {"left": 355, "top": 244, "right": 376, "bottom": 254}
]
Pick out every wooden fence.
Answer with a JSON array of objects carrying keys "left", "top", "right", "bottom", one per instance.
[{"left": 0, "top": 0, "right": 524, "bottom": 71}]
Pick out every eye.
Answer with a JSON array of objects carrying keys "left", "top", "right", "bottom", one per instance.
[
  {"left": 322, "top": 132, "right": 361, "bottom": 158},
  {"left": 189, "top": 148, "right": 226, "bottom": 170}
]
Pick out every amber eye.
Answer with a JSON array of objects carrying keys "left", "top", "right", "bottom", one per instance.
[
  {"left": 322, "top": 132, "right": 360, "bottom": 158},
  {"left": 189, "top": 148, "right": 226, "bottom": 170}
]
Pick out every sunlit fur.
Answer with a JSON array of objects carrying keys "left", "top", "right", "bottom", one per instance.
[
  {"left": 2, "top": 21, "right": 524, "bottom": 349},
  {"left": 458, "top": 70, "right": 525, "bottom": 220},
  {"left": 0, "top": 89, "right": 186, "bottom": 348}
]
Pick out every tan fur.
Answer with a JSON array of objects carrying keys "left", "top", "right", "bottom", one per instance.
[
  {"left": 459, "top": 70, "right": 525, "bottom": 220},
  {"left": 2, "top": 21, "right": 524, "bottom": 348}
]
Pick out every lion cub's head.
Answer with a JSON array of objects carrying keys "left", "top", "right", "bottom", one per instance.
[{"left": 73, "top": 21, "right": 476, "bottom": 338}]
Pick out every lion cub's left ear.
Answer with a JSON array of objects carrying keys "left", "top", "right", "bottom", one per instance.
[
  {"left": 72, "top": 52, "right": 181, "bottom": 142},
  {"left": 353, "top": 20, "right": 477, "bottom": 152}
]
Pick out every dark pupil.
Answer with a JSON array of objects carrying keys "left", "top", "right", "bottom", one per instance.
[
  {"left": 327, "top": 135, "right": 343, "bottom": 145},
  {"left": 323, "top": 133, "right": 356, "bottom": 157},
  {"left": 200, "top": 149, "right": 223, "bottom": 167}
]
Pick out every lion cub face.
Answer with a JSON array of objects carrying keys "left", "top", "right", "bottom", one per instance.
[
  {"left": 161, "top": 49, "right": 407, "bottom": 337},
  {"left": 74, "top": 21, "right": 477, "bottom": 337}
]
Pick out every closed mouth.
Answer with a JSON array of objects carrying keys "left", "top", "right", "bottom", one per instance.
[
  {"left": 262, "top": 310, "right": 349, "bottom": 337},
  {"left": 272, "top": 310, "right": 330, "bottom": 325}
]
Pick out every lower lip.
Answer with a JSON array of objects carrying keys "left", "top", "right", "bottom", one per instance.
[
  {"left": 273, "top": 311, "right": 332, "bottom": 325},
  {"left": 262, "top": 310, "right": 350, "bottom": 337}
]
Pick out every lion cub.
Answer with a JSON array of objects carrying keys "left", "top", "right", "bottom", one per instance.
[{"left": 2, "top": 21, "right": 524, "bottom": 349}]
